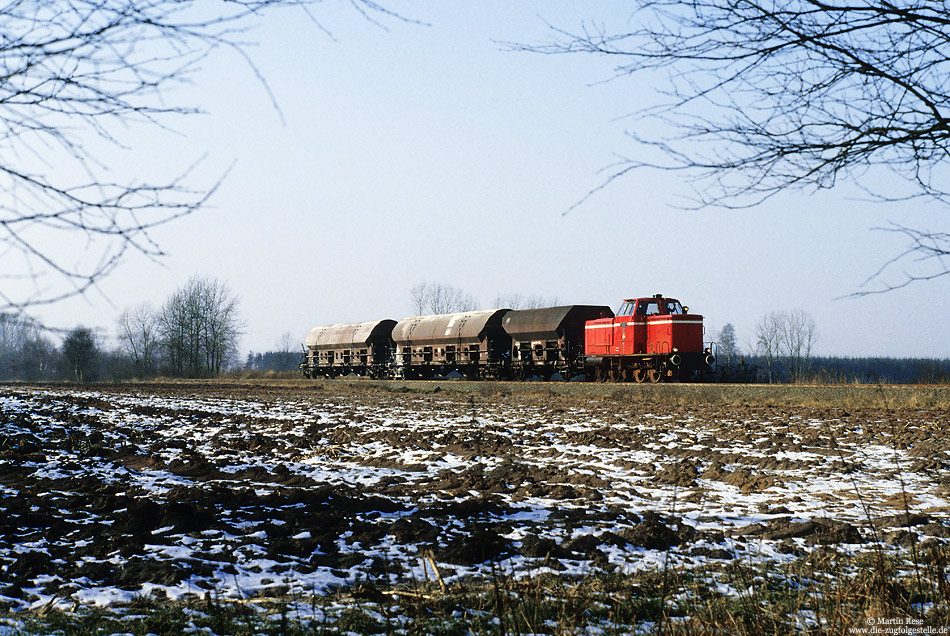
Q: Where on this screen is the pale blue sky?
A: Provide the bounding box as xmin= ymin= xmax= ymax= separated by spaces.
xmin=27 ymin=2 xmax=950 ymax=359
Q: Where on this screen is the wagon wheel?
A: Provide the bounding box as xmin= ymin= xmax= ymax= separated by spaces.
xmin=633 ymin=368 xmax=647 ymax=383
xmin=647 ymin=368 xmax=663 ymax=383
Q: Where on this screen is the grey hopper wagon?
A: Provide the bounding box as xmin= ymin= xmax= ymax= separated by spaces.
xmin=391 ymin=309 xmax=511 ymax=379
xmin=302 ymin=319 xmax=397 ymax=378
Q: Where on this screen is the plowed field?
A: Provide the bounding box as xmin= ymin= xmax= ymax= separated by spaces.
xmin=1 ymin=380 xmax=948 ymax=633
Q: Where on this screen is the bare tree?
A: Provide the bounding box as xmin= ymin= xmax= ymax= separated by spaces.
xmin=276 ymin=332 xmax=296 ymax=354
xmin=717 ymin=323 xmax=741 ymax=366
xmin=274 ymin=331 xmax=299 ymax=370
xmin=492 ymin=293 xmax=561 ymax=309
xmin=0 ymin=0 xmax=399 ymax=312
xmin=756 ymin=310 xmax=818 ymax=383
xmin=520 ymin=2 xmax=950 ymax=288
xmin=158 ymin=276 xmax=242 ymax=377
xmin=117 ymin=303 xmax=159 ymax=378
xmin=409 ymin=282 xmax=479 ymax=315
xmin=200 ymin=279 xmax=243 ymax=375
xmin=778 ymin=310 xmax=818 ymax=383
xmin=755 ymin=313 xmax=783 ymax=384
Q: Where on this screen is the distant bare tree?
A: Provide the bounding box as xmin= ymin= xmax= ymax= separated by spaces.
xmin=117 ymin=303 xmax=160 ymax=378
xmin=492 ymin=293 xmax=560 ymax=309
xmin=410 ymin=282 xmax=479 ymax=315
xmin=273 ymin=331 xmax=299 ymax=370
xmin=202 ymin=280 xmax=243 ymax=375
xmin=0 ymin=0 xmax=401 ymax=311
xmin=158 ymin=277 xmax=242 ymax=377
xmin=518 ymin=2 xmax=950 ymax=289
xmin=717 ymin=323 xmax=740 ymax=366
xmin=778 ymin=310 xmax=818 ymax=383
xmin=756 ymin=310 xmax=818 ymax=383
xmin=277 ymin=332 xmax=296 ymax=354
xmin=755 ymin=313 xmax=783 ymax=384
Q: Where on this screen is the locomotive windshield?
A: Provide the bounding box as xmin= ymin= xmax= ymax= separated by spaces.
xmin=620 ymin=298 xmax=685 ymax=316
xmin=636 ymin=301 xmax=661 ymax=316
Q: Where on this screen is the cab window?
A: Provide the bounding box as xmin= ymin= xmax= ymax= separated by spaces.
xmin=618 ymin=301 xmax=635 ymax=316
xmin=665 ymin=300 xmax=684 ymax=315
xmin=637 ymin=301 xmax=661 ymax=316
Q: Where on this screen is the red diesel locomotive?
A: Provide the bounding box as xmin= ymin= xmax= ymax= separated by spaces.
xmin=583 ymin=295 xmax=714 ymax=383
xmin=301 ymin=294 xmax=714 ymax=382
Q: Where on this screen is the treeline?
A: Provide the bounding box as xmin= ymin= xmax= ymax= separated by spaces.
xmin=0 ymin=314 xmax=59 ymax=381
xmin=122 ymin=277 xmax=242 ymax=379
xmin=717 ymin=315 xmax=950 ymax=384
xmin=0 ymin=317 xmax=135 ymax=383
xmin=732 ymin=356 xmax=950 ymax=384
xmin=0 ymin=277 xmax=243 ymax=383
xmin=244 ymin=350 xmax=300 ymax=373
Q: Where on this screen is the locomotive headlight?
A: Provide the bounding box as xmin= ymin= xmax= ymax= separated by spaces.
xmin=672 ymin=347 xmax=679 ymax=353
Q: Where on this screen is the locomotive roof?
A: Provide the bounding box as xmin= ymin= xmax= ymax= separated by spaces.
xmin=623 ymin=295 xmax=680 ymax=303
xmin=502 ymin=305 xmax=614 ymax=342
xmin=304 ymin=319 xmax=397 ymax=349
xmin=392 ymin=309 xmax=509 ymax=346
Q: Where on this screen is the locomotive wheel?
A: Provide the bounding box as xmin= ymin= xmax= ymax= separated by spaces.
xmin=596 ymin=367 xmax=608 ymax=383
xmin=647 ymin=368 xmax=663 ymax=383
xmin=633 ymin=368 xmax=647 ymax=383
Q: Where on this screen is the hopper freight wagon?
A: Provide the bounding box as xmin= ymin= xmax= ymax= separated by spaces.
xmin=502 ymin=305 xmax=613 ymax=380
xmin=301 ymin=295 xmax=714 ymax=382
xmin=391 ymin=309 xmax=511 ymax=379
xmin=302 ymin=319 xmax=397 ymax=379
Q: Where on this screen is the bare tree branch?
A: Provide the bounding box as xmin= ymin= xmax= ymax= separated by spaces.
xmin=514 ymin=1 xmax=950 ymax=288
xmin=849 ymin=222 xmax=950 ymax=294
xmin=0 ymin=0 xmax=403 ymax=312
